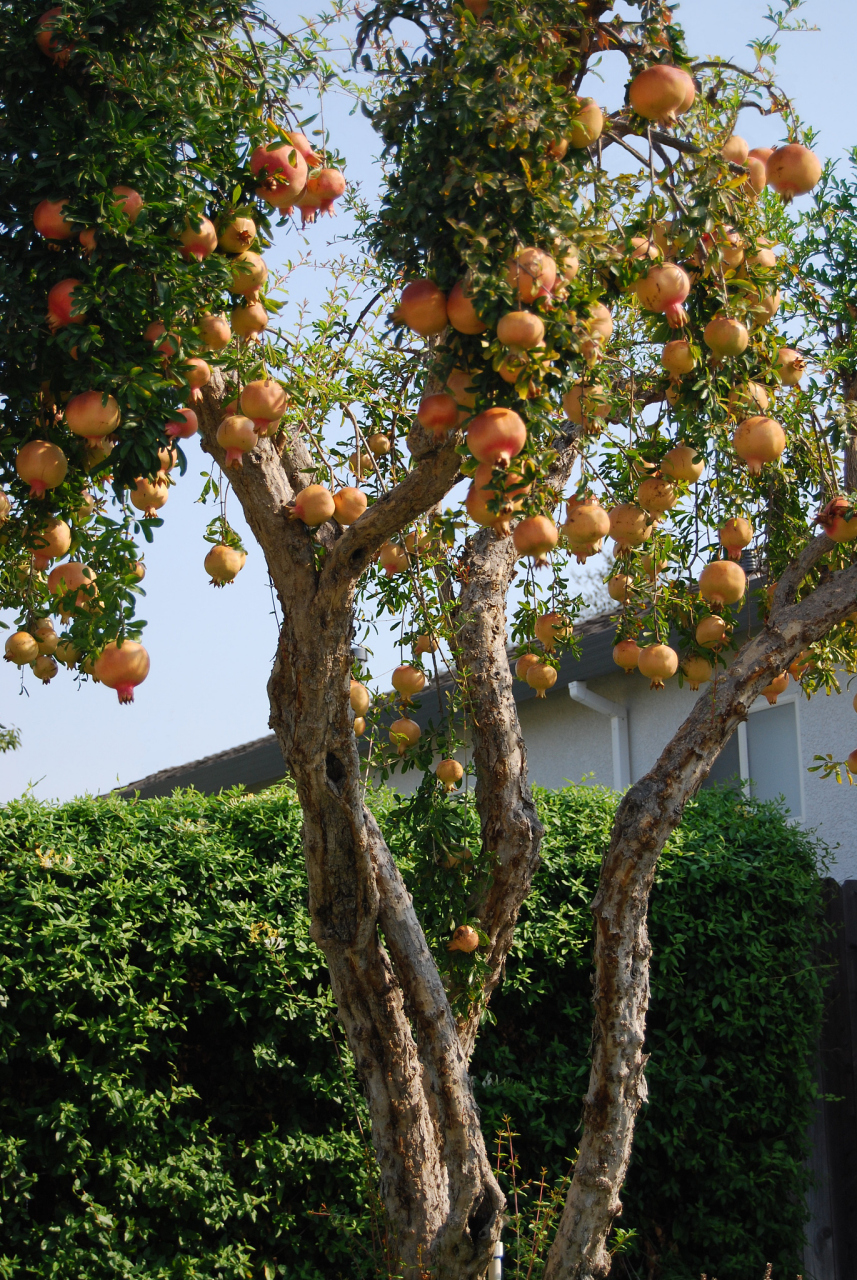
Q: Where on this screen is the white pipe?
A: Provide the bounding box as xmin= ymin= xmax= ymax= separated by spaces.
xmin=568 ymin=681 xmax=631 ymax=790
xmin=489 ymin=1240 xmax=504 ymax=1280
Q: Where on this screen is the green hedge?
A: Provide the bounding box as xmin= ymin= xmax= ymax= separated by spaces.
xmin=0 ymin=784 xmax=827 ymax=1279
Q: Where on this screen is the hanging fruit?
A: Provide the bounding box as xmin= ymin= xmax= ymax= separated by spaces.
xmin=165 ymin=408 xmax=198 ymax=439
xmin=216 ymin=415 xmax=258 ymax=468
xmin=436 ymin=759 xmax=464 ymax=791
xmin=608 ymin=504 xmax=652 ymax=550
xmin=47 ymin=278 xmax=85 ymax=331
xmin=392 ymin=664 xmax=426 ymax=704
xmin=27 ymin=518 xmax=71 ymax=569
xmin=817 ymin=497 xmax=857 ymax=543
xmin=389 ymin=717 xmax=421 ymax=756
xmin=526 ymin=662 xmax=558 ymax=697
xmin=65 ymin=391 xmax=121 ymax=442
xmin=629 ymin=65 xmax=695 ymax=124
xmin=204 ymin=545 xmax=247 ymax=585
xmin=513 ymin=516 xmax=558 ymax=566
xmin=733 ymin=416 xmax=786 ymax=474
xmin=506 ymin=247 xmax=556 ymax=302
xmin=394 ymin=280 xmax=448 ymax=335
xmin=766 ymin=144 xmax=822 ymax=198
xmin=698 ymin=560 xmax=746 ymax=608
xmin=448 ymin=925 xmax=480 ymax=953
xmin=130 ymin=475 xmax=169 ymax=517
xmin=534 ymin=612 xmax=573 ymax=652
xmin=703 ymin=316 xmax=749 ymax=357
xmin=635 ymin=264 xmax=691 ymax=327
xmin=333 ymin=487 xmax=367 ymax=526
xmin=719 ymin=517 xmax=753 ymax=560
xmin=447 ymin=279 xmax=487 ymax=334
xmin=661 ymin=443 xmax=704 ymax=483
xmin=34 ymin=198 xmax=73 ymax=240
xmin=761 ymin=672 xmax=790 ymax=705
xmin=16 ymin=441 xmax=68 ymax=497
xmin=350 ymin=680 xmax=371 ymax=717
xmin=613 ymin=639 xmax=641 ymax=673
xmin=681 ymin=655 xmax=712 ymax=691
xmin=515 ymin=652 xmax=540 ymax=681
xmin=4 ymin=632 xmax=39 ymax=665
xmin=638 ymin=643 xmax=679 ymax=690
xmin=93 ymin=641 xmax=150 ymax=703
xmin=467 ymin=407 xmax=527 ymax=465
xmin=696 ymin=616 xmax=729 ymax=649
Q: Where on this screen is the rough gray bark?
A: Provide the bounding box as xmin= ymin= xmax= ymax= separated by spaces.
xmin=197 ymin=382 xmax=503 ymax=1278
xmin=544 ymin=538 xmax=857 ymax=1280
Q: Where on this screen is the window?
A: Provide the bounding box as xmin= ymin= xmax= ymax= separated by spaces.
xmin=702 ymin=697 xmax=804 ymax=821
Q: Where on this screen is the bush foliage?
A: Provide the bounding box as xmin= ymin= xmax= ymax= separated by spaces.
xmin=0 ymin=784 xmax=826 ymax=1279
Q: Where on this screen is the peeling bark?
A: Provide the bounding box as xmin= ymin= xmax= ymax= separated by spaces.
xmin=544 ymin=544 xmax=857 ymax=1280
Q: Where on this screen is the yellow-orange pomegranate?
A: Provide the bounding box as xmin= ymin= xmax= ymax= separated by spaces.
xmin=766 ymin=144 xmax=822 ymax=198
xmin=506 ymin=247 xmax=556 ymax=302
xmin=436 ymin=759 xmax=464 ymax=791
xmin=761 ymin=671 xmax=790 ymax=705
xmin=661 ymin=443 xmax=704 ymax=483
xmin=389 ymin=717 xmax=421 ymax=756
xmin=16 ymin=441 xmax=68 ymax=497
xmin=216 ymin=415 xmax=258 ymax=468
xmin=704 ymin=316 xmax=749 ymax=357
xmin=534 ymin=612 xmax=572 ymax=651
xmin=526 ymin=662 xmax=558 ymax=698
xmin=292 ymin=485 xmax=335 ymax=527
xmin=719 ymin=516 xmax=753 ymax=560
xmin=682 ymin=655 xmax=712 ymax=690
xmin=696 ymin=615 xmax=729 ymax=649
xmin=629 ymin=65 xmax=695 ymax=124
xmin=733 ymin=415 xmax=786 ymax=474
xmin=395 ymin=280 xmax=448 ymax=335
xmin=613 ymin=639 xmax=641 ymax=673
xmin=513 ymin=515 xmax=558 ymax=565
xmin=447 ymin=279 xmax=486 ymax=334
xmin=333 ymin=487 xmax=367 ymax=526
xmin=608 ymin=504 xmax=652 ymax=549
xmin=392 ymin=664 xmax=426 ymax=704
xmin=4 ymin=632 xmax=39 ymax=666
xmin=699 ymin=560 xmax=746 ymax=608
xmin=467 ymin=407 xmax=527 ymax=465
xmin=204 ymin=545 xmax=246 ymax=585
xmin=638 ymin=642 xmax=679 ymax=689
xmin=93 ymin=641 xmax=150 ymax=704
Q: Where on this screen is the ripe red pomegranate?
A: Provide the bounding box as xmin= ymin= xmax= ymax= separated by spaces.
xmin=448 ymin=925 xmax=480 ymax=953
xmin=497 ymin=310 xmax=545 ymax=349
xmin=217 ymin=216 xmax=256 ymax=253
xmin=16 ymin=441 xmax=68 ymax=497
xmin=180 ymin=215 xmax=217 ymax=261
xmin=766 ymin=144 xmax=822 ymax=198
xmin=629 ymin=65 xmax=695 ymax=124
xmin=733 ymin=415 xmax=786 ymax=474
xmin=526 ymin=662 xmax=558 ymax=698
xmin=719 ymin=516 xmax=753 ymax=559
xmin=93 ymin=640 xmax=150 ymax=703
xmin=231 ymin=302 xmax=268 ymax=340
xmin=761 ymin=671 xmax=790 ymax=706
xmin=112 ymin=186 xmax=144 ymax=223
xmin=394 ymin=280 xmax=448 ymax=335
xmin=613 ymin=639 xmax=641 ymax=673
xmin=130 ymin=476 xmax=169 ymax=517
xmin=230 ymin=251 xmax=268 ymax=296
xmin=392 ymin=664 xmax=426 ymax=704
xmin=47 ymin=278 xmax=85 ymax=331
xmin=28 ymin=518 xmax=71 ymax=569
xmin=36 ymin=8 xmax=72 ymax=63
xmin=292 ymin=484 xmax=335 ymax=526
xmin=333 ymin=487 xmax=367 ymax=525
xmin=609 ymin=504 xmax=652 ymax=549
xmin=661 ymin=339 xmax=695 ymax=378
xmin=183 ymin=358 xmax=211 ymax=402
xmin=4 ymin=632 xmax=39 ymax=665
xmin=696 ymin=615 xmax=729 ymax=649
xmin=506 ymin=247 xmax=557 ymax=302
xmin=512 ymin=515 xmax=557 ymax=566
xmin=775 ymin=347 xmax=805 ymax=385
xmin=636 ymin=264 xmax=691 ymax=327
xmin=534 ymin=612 xmax=572 ymax=651
xmin=417 ymin=393 xmax=459 ymax=435
xmin=704 ymin=316 xmax=749 ymax=358
xmin=251 ymin=143 xmax=308 ymax=208
xmin=66 ymin=391 xmax=121 ymax=441
xmin=34 ymin=198 xmax=73 ymax=240
xmin=165 ymin=408 xmax=198 ymax=439
xmin=699 ymin=560 xmax=746 ymax=608
xmin=467 ymin=406 xmax=527 ymax=465
xmin=389 ymin=717 xmax=421 ymax=755
xmin=638 ymin=643 xmax=679 ymax=689
xmin=607 ymin=574 xmax=632 ymax=603
xmin=144 ymin=321 xmax=180 ymax=359
xmin=296 ymin=168 xmax=347 ymax=224
xmin=721 ymin=135 xmax=749 ymax=164
xmin=198 ymin=313 xmax=232 ymax=351
xmin=817 ymin=497 xmax=857 ymax=543
xmin=436 ymin=759 xmax=464 ymax=791
xmin=682 ymin=655 xmax=712 ymax=690
xmin=204 ymin=544 xmax=247 ymax=585
xmin=636 ymin=476 xmax=676 ymax=515
xmin=661 ymin=443 xmax=704 ymax=483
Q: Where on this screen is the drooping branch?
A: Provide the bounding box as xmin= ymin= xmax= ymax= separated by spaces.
xmin=544 ymin=553 xmax=857 ymax=1280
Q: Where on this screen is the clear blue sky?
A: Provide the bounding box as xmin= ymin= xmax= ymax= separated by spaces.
xmin=2 ymin=0 xmax=855 ymax=803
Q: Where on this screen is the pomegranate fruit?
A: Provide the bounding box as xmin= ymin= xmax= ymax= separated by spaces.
xmin=721 ymin=135 xmax=749 ymax=164
xmin=379 ymin=542 xmax=408 ymax=576
xmin=47 ymin=561 xmax=96 ymax=610
xmin=661 ymin=339 xmax=695 ymax=378
xmin=704 ymin=315 xmax=749 ymax=357
xmin=696 ymin=615 xmax=729 ymax=648
xmin=515 ymin=652 xmax=540 ymax=681
xmin=180 ymin=215 xmax=217 ymax=260
xmin=766 ymin=144 xmax=822 ymax=198
xmin=144 ymin=321 xmax=180 ymax=358
xmin=66 ymin=390 xmax=121 ymax=441
xmin=699 ymin=560 xmax=746 ymax=608
xmin=130 ymin=476 xmax=169 ymax=517
xmin=392 ymin=664 xmax=426 ymax=704
xmin=350 ymin=681 xmax=371 ymax=718
xmin=33 ymin=619 xmax=58 ymax=655
xmin=4 ymin=632 xmax=39 ymax=665
xmin=745 ymin=157 xmax=767 ymax=195
xmin=761 ymin=671 xmax=790 ymax=705
xmin=562 ymin=381 xmax=610 ymax=431
xmin=682 ymin=655 xmax=712 ymax=690
xmin=818 ymin=496 xmax=857 ymax=543
xmin=47 ymin=278 xmax=85 ymax=331
xmin=204 ymin=544 xmax=246 ymax=585
xmin=467 ymin=406 xmax=527 ymax=465
xmin=28 ymin=518 xmax=71 ymax=569
xmin=608 ymin=574 xmax=633 ymax=604
xmin=197 ymin=313 xmax=232 ymax=351
xmin=609 ymin=503 xmax=652 ymax=549
xmin=93 ymin=640 xmax=150 ymax=703
xmin=775 ymin=347 xmax=805 ymax=385
xmin=447 ymin=279 xmax=486 ymax=334
xmin=32 ymin=653 xmax=58 ymax=683
xmin=217 ymin=216 xmax=256 ymax=253
xmin=567 ymin=98 xmax=603 ymax=148
xmin=733 ymin=415 xmax=786 ymax=474
xmin=389 ymin=717 xmax=421 ymax=756
xmin=292 ymin=484 xmax=335 ymax=526
xmin=534 ymin=612 xmax=572 ymax=651
xmin=332 ymin=487 xmax=367 ymax=526
xmin=629 ymin=65 xmax=695 ymax=125
xmin=231 ymin=302 xmax=268 ymax=339
xmin=527 ymin=662 xmax=558 ymax=697
xmin=16 ymin=441 xmax=68 ymax=497
xmin=295 ymin=168 xmax=347 ymax=223
xmin=497 ymin=310 xmax=545 ymax=349
xmin=251 ymin=142 xmax=309 ymax=207
xmin=445 ymin=368 xmax=478 ymax=409
xmin=418 ymin=393 xmax=459 ymax=435
xmin=165 ymin=408 xmax=198 ymax=439
xmin=847 ymin=749 xmax=857 ymax=775
xmin=229 ymin=251 xmax=268 ymax=296
xmin=448 ymin=925 xmax=480 ymax=953
xmin=436 ymin=759 xmax=464 ymax=791
xmin=719 ymin=516 xmax=753 ymax=559
xmin=789 ymin=651 xmax=816 ymax=680
xmin=613 ymin=639 xmax=641 ymax=673
xmin=661 ymin=442 xmax=704 ymax=483
xmin=55 ymin=639 xmax=80 ymax=668
xmin=512 ymin=515 xmax=558 ymax=565
xmin=183 ymin=358 xmax=212 ymax=401
xmin=241 ymin=380 xmax=288 ymax=424
xmin=0 ymin=489 xmax=9 ymax=522
xmin=638 ymin=642 xmax=679 ymax=689
xmin=36 ymin=7 xmax=71 ymax=63
xmin=367 ymin=433 xmax=391 ymax=456
xmin=395 ymin=280 xmax=448 ymax=335
xmin=506 ymin=247 xmax=557 ymax=302
xmin=635 ymin=263 xmax=691 ymax=327
xmin=112 ymin=186 xmax=144 ymax=223
xmin=34 ymin=198 xmax=73 ymax=240
xmin=728 ymin=381 xmax=769 ymax=419
xmin=216 ymin=414 xmax=258 ymax=468
xmin=415 ymin=634 xmax=438 ymax=656
xmin=579 ymin=301 xmax=613 ymax=362
xmin=636 ymin=476 xmax=677 ymax=514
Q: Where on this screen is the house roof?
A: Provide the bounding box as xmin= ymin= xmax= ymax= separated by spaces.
xmin=116 ymin=580 xmax=763 ymax=799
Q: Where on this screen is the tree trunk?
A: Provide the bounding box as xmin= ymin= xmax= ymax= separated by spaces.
xmin=197 ymin=386 xmax=503 ymax=1278
xmin=544 ymin=542 xmax=857 ymax=1280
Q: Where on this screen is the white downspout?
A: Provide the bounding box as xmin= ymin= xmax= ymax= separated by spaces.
xmin=567 ymin=681 xmax=631 ymax=790
xmin=489 ymin=1240 xmax=504 ymax=1280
